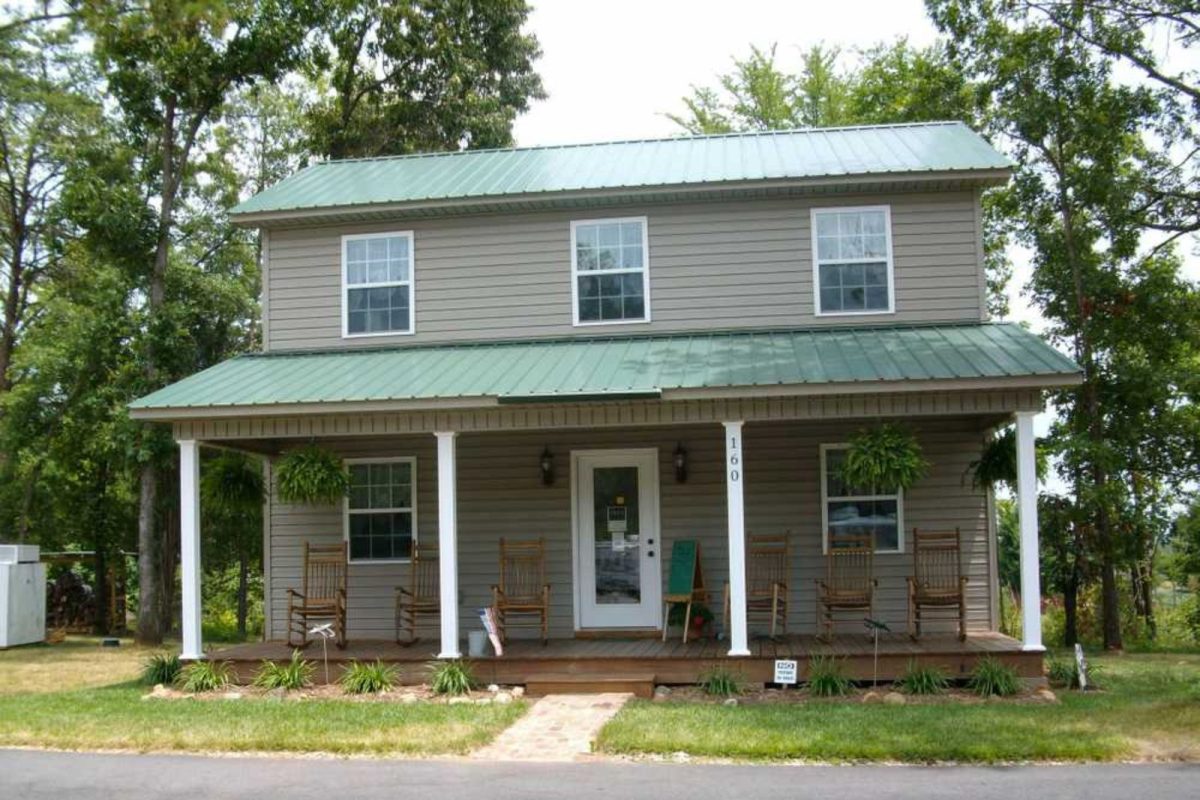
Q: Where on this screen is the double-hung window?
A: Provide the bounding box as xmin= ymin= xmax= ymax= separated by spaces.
xmin=812 ymin=206 xmax=894 ymax=315
xmin=820 ymin=445 xmax=903 ymax=553
xmin=571 ymin=217 xmax=649 ymax=325
xmin=343 ymin=231 xmax=414 ymax=336
xmin=346 ymin=458 xmax=416 ymax=562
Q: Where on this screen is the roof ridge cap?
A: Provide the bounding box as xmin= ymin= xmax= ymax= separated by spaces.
xmin=312 ymin=121 xmax=968 ymax=166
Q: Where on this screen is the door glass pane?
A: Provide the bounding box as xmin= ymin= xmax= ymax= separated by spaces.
xmin=592 ymin=466 xmax=641 ymax=605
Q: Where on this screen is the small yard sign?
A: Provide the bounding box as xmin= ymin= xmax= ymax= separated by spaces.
xmin=774 ymin=659 xmax=798 ymax=685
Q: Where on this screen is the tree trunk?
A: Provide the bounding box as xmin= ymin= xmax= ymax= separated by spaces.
xmin=135 ymin=462 xmax=161 ymax=644
xmin=92 ymin=548 xmax=109 ymax=636
xmin=1100 ymin=555 xmax=1122 ymax=650
xmin=1139 ymin=560 xmax=1156 ymax=639
xmin=158 ymin=464 xmax=180 ymax=639
xmin=1062 ymin=572 xmax=1079 ymax=646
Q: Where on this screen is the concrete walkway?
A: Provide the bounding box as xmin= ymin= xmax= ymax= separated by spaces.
xmin=473 ymin=693 xmax=632 ymax=761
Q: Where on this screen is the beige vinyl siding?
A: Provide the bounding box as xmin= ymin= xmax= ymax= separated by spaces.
xmin=263 ymin=191 xmax=987 ymax=351
xmin=265 ymin=417 xmax=993 ymax=640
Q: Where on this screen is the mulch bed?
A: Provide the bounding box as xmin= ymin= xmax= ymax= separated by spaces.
xmin=143 ymin=684 xmax=523 ymax=704
xmin=656 ymin=684 xmax=1065 ymax=705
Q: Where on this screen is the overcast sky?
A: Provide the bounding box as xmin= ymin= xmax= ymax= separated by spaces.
xmin=513 ymin=0 xmax=939 ymax=146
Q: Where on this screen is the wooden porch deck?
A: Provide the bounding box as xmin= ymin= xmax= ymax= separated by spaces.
xmin=213 ymin=631 xmax=1039 ymax=686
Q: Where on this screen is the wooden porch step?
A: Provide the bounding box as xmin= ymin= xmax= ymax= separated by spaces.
xmin=524 ymin=671 xmax=656 ymax=699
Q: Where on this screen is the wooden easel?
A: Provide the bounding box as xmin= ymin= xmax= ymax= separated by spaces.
xmin=662 ymin=540 xmax=709 ymax=643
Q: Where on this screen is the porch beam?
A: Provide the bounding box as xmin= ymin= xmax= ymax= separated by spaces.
xmin=435 ymin=431 xmax=461 ymax=658
xmin=723 ymin=421 xmax=750 ymax=656
xmin=1014 ymin=411 xmax=1044 ymax=652
xmin=179 ymin=439 xmax=203 ymax=660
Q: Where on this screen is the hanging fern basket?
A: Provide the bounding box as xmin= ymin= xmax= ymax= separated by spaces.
xmin=275 ymin=444 xmax=350 ymax=505
xmin=840 ymin=423 xmax=930 ymax=493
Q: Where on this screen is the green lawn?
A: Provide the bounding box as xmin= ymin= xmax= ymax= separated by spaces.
xmin=0 ymin=638 xmax=524 ymax=756
xmin=597 ymin=653 xmax=1200 ymax=763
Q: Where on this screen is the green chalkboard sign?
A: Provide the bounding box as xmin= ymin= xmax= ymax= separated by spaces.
xmin=667 ymin=539 xmax=701 ymax=599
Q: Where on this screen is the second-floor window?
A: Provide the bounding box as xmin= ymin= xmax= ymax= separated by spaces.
xmin=571 ymin=217 xmax=650 ymax=325
xmin=812 ymin=206 xmax=894 ymax=316
xmin=343 ymin=231 xmax=414 ymax=336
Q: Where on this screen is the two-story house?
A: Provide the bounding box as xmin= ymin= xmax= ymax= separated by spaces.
xmin=131 ymin=122 xmax=1079 ymax=689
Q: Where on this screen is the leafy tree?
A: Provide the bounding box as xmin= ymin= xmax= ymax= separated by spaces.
xmin=81 ymin=0 xmax=317 ymax=644
xmin=1016 ymin=0 xmax=1200 ymax=240
xmin=929 ymin=0 xmax=1200 ymax=649
xmin=0 ymin=15 xmax=96 ymax=391
xmin=305 ymin=0 xmax=545 ymax=159
xmin=669 ymin=44 xmax=850 ymax=133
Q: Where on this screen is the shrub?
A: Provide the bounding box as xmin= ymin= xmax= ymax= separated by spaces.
xmin=177 ymin=660 xmax=234 ymax=693
xmin=429 ymin=659 xmax=475 ymax=696
xmin=699 ymin=666 xmax=742 ymax=697
xmin=140 ymin=653 xmax=182 ymax=686
xmin=252 ymin=650 xmax=314 ymax=691
xmin=341 ymin=659 xmax=399 ymax=694
xmin=968 ymin=657 xmax=1021 ymax=697
xmin=807 ymin=656 xmax=851 ymax=697
xmin=1046 ymin=656 xmax=1078 ymax=689
xmin=897 ymin=661 xmax=949 ymax=695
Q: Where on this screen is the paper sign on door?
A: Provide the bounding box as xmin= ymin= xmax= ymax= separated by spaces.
xmin=607 ymin=506 xmax=628 ymax=550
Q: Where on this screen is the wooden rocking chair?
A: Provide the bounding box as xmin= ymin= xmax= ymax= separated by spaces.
xmin=908 ymin=527 xmax=969 ymax=641
xmin=722 ymin=533 xmax=790 ymax=638
xmin=491 ymin=537 xmax=550 ymax=644
xmin=395 ymin=542 xmax=439 ymax=645
xmin=287 ymin=542 xmax=347 ymax=648
xmin=814 ymin=534 xmax=876 ymax=642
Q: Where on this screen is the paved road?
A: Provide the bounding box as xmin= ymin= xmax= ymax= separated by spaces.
xmin=1 ymin=749 xmax=1196 ymax=799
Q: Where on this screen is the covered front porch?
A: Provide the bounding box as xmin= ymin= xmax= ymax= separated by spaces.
xmin=169 ymin=404 xmax=1049 ymax=677
xmin=125 ymin=323 xmax=1080 ymax=682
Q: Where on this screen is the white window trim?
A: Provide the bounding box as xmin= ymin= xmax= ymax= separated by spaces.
xmin=810 ymin=205 xmax=896 ymax=317
xmin=341 ymin=230 xmax=416 ymax=339
xmin=570 ymin=216 xmax=652 ymax=327
xmin=819 ymin=443 xmax=904 ymax=555
xmin=344 ymin=456 xmax=417 ymax=565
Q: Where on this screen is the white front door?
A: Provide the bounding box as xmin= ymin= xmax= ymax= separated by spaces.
xmin=573 ymin=449 xmax=662 ymax=629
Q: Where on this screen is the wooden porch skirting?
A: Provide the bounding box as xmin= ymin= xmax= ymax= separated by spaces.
xmin=212 ymin=632 xmax=1040 ymax=685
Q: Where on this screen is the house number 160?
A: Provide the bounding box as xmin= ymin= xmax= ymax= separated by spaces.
xmin=728 ymin=435 xmax=741 ymax=482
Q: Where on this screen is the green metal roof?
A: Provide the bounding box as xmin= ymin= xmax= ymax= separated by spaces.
xmin=231 ymin=122 xmax=1011 ymax=219
xmin=130 ymin=323 xmax=1079 ymax=417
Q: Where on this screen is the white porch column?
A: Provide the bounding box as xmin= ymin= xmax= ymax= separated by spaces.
xmin=179 ymin=439 xmax=203 ymax=660
xmin=435 ymin=431 xmax=461 ymax=658
xmin=723 ymin=421 xmax=750 ymax=656
xmin=1015 ymin=411 xmax=1044 ymax=652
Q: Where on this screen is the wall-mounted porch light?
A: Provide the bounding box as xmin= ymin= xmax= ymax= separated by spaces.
xmin=540 ymin=447 xmax=555 ymax=486
xmin=673 ymin=442 xmax=688 ymax=483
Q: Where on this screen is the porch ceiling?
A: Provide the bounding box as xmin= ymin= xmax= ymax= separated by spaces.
xmin=129 ymin=322 xmax=1080 ymax=421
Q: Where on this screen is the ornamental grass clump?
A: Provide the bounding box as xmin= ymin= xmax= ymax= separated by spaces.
xmin=341 ymin=660 xmax=399 ymax=694
xmin=807 ymin=656 xmax=852 ymax=697
xmin=275 ymin=444 xmax=349 ymax=505
xmin=140 ymin=653 xmax=182 ymax=686
xmin=699 ymin=666 xmax=742 ymax=697
xmin=969 ymin=657 xmax=1021 ymax=697
xmin=177 ymin=660 xmax=234 ymax=693
xmin=840 ymin=423 xmax=930 ymax=492
xmin=429 ymin=659 xmax=475 ymax=696
xmin=897 ymin=661 xmax=949 ymax=695
xmin=252 ymin=650 xmax=314 ymax=691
